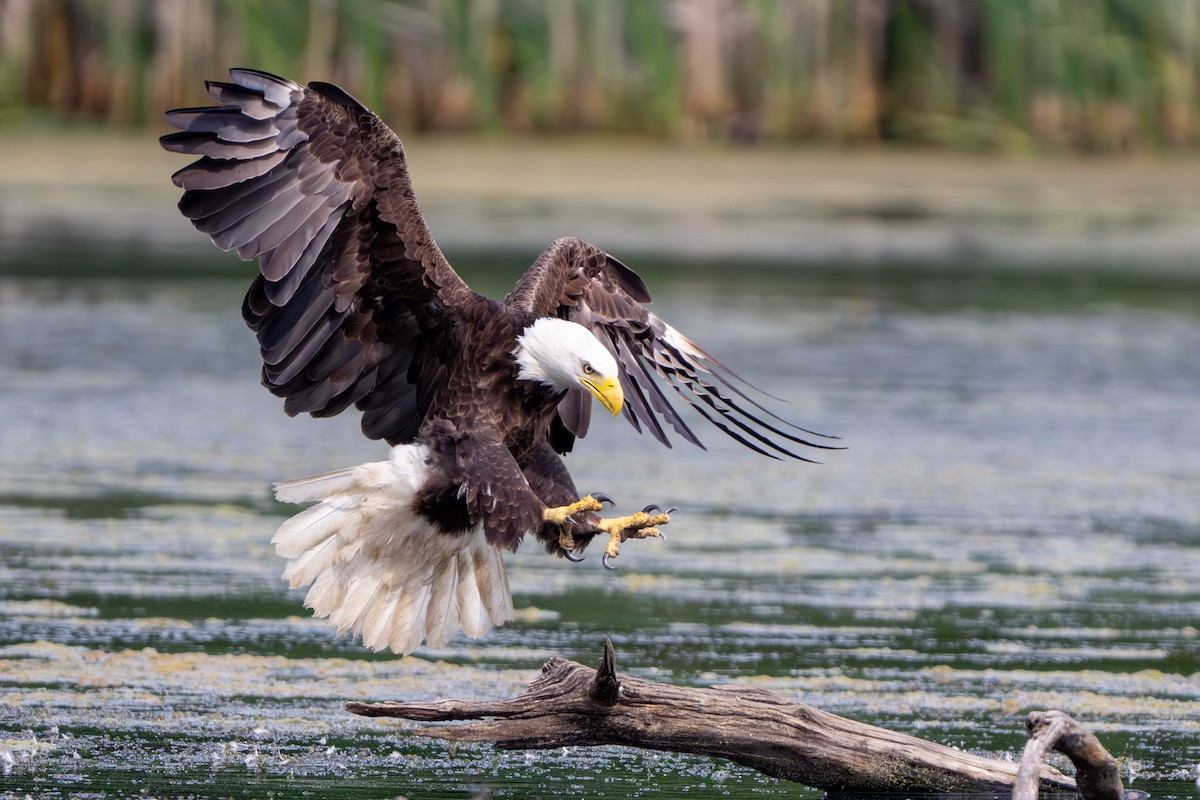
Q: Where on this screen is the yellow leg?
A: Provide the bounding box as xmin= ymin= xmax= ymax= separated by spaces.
xmin=598 ymin=510 xmax=671 ymax=569
xmin=543 ymin=495 xmax=605 ymax=553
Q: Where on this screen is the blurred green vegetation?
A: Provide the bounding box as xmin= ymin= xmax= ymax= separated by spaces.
xmin=3 ymin=0 xmax=1200 ymax=152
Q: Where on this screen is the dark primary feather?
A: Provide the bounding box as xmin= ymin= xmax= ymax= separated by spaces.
xmin=507 ymin=237 xmax=841 ymax=461
xmin=163 ymin=68 xmax=477 ymax=445
xmin=163 ymin=69 xmax=836 ymax=476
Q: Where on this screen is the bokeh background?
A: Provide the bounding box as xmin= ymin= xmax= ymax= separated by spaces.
xmin=2 ymin=2 xmax=1199 ymax=799
xmin=10 ymin=0 xmax=1200 ymax=150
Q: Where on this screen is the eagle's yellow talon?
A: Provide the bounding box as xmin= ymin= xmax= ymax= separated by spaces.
xmin=597 ymin=510 xmax=671 ymax=569
xmin=543 ymin=495 xmax=604 ymax=527
xmin=604 ymin=532 xmax=622 ymax=559
xmin=545 ymin=495 xmax=607 ymax=559
xmin=559 ymin=528 xmax=577 ymax=553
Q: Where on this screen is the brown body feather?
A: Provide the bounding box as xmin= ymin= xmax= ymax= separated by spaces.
xmin=162 ymin=70 xmax=838 ymax=651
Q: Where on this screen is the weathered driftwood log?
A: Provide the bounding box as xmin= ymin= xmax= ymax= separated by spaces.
xmin=1014 ymin=711 xmax=1125 ymax=800
xmin=349 ymin=639 xmax=1082 ymax=795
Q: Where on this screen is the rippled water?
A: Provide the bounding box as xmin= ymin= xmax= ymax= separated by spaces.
xmin=1 ymin=249 xmax=1198 ymax=799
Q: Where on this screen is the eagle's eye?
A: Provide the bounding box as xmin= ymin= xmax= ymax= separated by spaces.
xmin=582 ymin=362 xmax=595 ymax=375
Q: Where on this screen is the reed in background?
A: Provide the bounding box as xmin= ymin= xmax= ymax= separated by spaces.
xmin=1 ymin=0 xmax=1197 ymax=152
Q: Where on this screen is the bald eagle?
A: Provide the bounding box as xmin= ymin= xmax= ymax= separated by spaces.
xmin=162 ymin=69 xmax=836 ymax=655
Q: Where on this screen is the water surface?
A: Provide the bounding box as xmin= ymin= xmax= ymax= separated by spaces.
xmin=1 ymin=249 xmax=1198 ymax=798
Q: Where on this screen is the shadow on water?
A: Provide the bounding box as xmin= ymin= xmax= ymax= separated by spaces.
xmin=2 ymin=242 xmax=1199 ymax=798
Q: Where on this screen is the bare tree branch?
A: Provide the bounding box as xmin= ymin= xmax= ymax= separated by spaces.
xmin=349 ymin=639 xmax=1079 ymax=794
xmin=1014 ymin=711 xmax=1125 ymax=800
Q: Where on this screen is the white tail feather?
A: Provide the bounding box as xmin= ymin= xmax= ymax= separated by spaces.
xmin=273 ymin=467 xmax=362 ymax=503
xmin=421 ymin=558 xmax=458 ymax=646
xmin=270 ymin=445 xmax=515 ymax=655
xmin=274 ymin=496 xmax=362 ymax=559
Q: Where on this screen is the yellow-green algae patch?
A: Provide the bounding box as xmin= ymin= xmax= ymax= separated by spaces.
xmin=0 ymin=600 xmax=98 ymax=618
xmin=0 ymin=641 xmax=529 ymax=706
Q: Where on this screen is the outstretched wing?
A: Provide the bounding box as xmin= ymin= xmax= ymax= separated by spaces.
xmin=506 ymin=238 xmax=840 ymax=461
xmin=162 ymin=69 xmax=479 ymax=444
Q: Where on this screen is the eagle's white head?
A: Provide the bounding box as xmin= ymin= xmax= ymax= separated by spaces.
xmin=513 ymin=318 xmax=624 ymax=416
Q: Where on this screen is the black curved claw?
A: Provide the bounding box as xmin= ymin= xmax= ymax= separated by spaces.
xmin=602 ymin=552 xmax=618 ymax=571
xmin=562 ymin=548 xmax=585 ymax=563
xmin=665 ymin=507 xmax=680 ymax=515
xmin=641 ymin=504 xmax=662 ymax=515
xmin=592 ymin=492 xmax=616 ymax=508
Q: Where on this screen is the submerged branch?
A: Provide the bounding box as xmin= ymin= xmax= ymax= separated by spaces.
xmin=348 ymin=639 xmax=1094 ymax=795
xmin=1014 ymin=711 xmax=1125 ymax=800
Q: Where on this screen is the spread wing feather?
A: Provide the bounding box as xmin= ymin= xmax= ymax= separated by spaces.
xmin=163 ymin=68 xmax=479 ymax=445
xmin=507 ymin=238 xmax=840 ymax=461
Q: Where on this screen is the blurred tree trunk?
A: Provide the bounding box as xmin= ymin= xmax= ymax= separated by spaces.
xmin=847 ymin=0 xmax=887 ymax=141
xmin=150 ymin=0 xmax=217 ymax=115
xmin=0 ymin=0 xmax=1198 ymax=151
xmin=0 ymin=0 xmax=36 ymax=108
xmin=673 ymin=0 xmax=735 ymax=140
xmin=305 ymin=0 xmax=337 ymax=81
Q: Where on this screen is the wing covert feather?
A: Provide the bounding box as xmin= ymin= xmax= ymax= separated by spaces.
xmin=507 ymin=237 xmax=840 ymax=460
xmin=163 ymin=69 xmax=476 ymax=444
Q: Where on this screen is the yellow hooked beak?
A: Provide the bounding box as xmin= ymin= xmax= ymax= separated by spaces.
xmin=582 ymin=375 xmax=624 ymax=417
